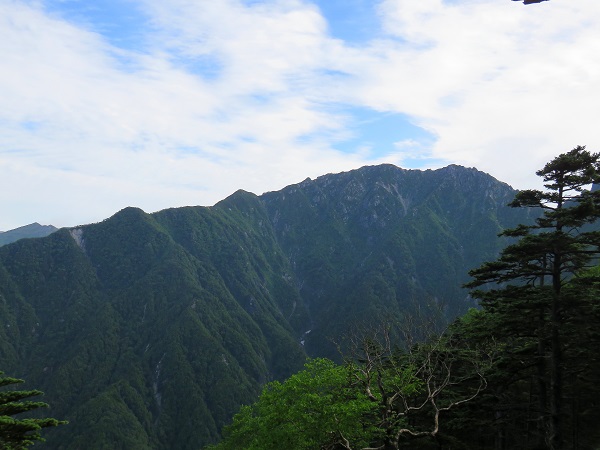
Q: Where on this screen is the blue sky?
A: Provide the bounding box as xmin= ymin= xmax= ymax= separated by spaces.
xmin=2 ymin=0 xmax=600 ymax=229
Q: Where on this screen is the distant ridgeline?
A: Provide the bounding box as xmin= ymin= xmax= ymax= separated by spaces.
xmin=0 ymin=164 xmax=535 ymax=449
xmin=0 ymin=223 xmax=57 ymax=246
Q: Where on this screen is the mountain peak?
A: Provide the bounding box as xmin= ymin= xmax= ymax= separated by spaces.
xmin=0 ymin=222 xmax=58 ymax=246
xmin=0 ymin=162 xmax=533 ymax=448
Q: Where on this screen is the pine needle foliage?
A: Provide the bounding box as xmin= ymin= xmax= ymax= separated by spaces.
xmin=0 ymin=372 xmax=66 ymax=449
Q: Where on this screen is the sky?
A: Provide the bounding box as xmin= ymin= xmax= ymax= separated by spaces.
xmin=1 ymin=0 xmax=600 ymax=230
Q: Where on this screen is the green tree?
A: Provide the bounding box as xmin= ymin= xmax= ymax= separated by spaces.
xmin=0 ymin=372 xmax=66 ymax=449
xmin=344 ymin=325 xmax=490 ymax=450
xmin=210 ymin=326 xmax=491 ymax=450
xmin=466 ymin=146 xmax=600 ymax=449
xmin=208 ymin=358 xmax=378 ymax=450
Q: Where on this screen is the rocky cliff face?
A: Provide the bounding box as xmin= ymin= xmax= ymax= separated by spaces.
xmin=260 ymin=164 xmax=530 ymax=356
xmin=0 ymin=164 xmax=533 ymax=449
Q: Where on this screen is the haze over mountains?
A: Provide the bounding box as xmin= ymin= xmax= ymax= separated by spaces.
xmin=0 ymin=164 xmax=535 ymax=449
xmin=0 ymin=223 xmax=57 ymax=247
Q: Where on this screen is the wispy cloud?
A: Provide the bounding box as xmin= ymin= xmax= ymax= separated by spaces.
xmin=364 ymin=0 xmax=600 ymax=185
xmin=1 ymin=0 xmax=599 ymax=229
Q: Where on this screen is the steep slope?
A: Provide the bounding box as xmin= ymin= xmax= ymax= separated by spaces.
xmin=260 ymin=164 xmax=530 ymax=356
xmin=0 ymin=196 xmax=307 ymax=449
xmin=0 ymin=164 xmax=533 ymax=448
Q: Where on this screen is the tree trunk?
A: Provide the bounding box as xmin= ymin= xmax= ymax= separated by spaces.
xmin=549 ymin=247 xmax=563 ymax=450
xmin=536 ymin=309 xmax=549 ymax=449
xmin=549 ymin=295 xmax=563 ymax=450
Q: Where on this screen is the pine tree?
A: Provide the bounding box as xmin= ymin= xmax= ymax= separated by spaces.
xmin=0 ymin=372 xmax=66 ymax=449
xmin=466 ymin=146 xmax=600 ymax=449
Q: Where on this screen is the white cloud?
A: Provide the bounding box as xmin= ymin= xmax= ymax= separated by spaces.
xmin=353 ymin=0 xmax=600 ymax=187
xmin=1 ymin=0 xmax=599 ymax=229
xmin=0 ymin=0 xmax=366 ymax=229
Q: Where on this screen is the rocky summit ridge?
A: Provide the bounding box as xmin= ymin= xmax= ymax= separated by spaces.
xmin=0 ymin=163 xmax=533 ymax=449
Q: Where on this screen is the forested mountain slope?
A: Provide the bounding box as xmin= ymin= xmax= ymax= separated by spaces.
xmin=0 ymin=223 xmax=57 ymax=246
xmin=261 ymin=164 xmax=530 ymax=356
xmin=0 ymin=164 xmax=533 ymax=448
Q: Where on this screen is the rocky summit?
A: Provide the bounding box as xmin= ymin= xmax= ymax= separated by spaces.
xmin=0 ymin=164 xmax=533 ymax=449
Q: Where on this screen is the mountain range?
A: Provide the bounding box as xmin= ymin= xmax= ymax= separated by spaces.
xmin=0 ymin=223 xmax=57 ymax=247
xmin=0 ymin=164 xmax=534 ymax=449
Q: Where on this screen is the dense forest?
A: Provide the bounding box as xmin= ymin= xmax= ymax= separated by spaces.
xmin=1 ymin=149 xmax=599 ymax=449
xmin=209 ymin=147 xmax=600 ymax=450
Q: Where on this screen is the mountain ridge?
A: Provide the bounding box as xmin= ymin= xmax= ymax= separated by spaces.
xmin=259 ymin=163 xmax=527 ymax=356
xmin=0 ymin=163 xmax=533 ymax=448
xmin=0 ymin=222 xmax=58 ymax=246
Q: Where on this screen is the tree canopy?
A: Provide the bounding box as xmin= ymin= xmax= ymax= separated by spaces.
xmin=0 ymin=372 xmax=66 ymax=449
xmin=466 ymin=145 xmax=600 ymax=449
xmin=210 ymin=146 xmax=600 ymax=450
xmin=208 ymin=358 xmax=377 ymax=450
xmin=209 ymin=324 xmax=491 ymax=450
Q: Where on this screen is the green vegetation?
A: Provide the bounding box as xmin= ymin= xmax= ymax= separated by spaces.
xmin=208 ymin=358 xmax=377 ymax=450
xmin=211 ymin=325 xmax=492 ymax=450
xmin=2 ymin=159 xmax=594 ymax=448
xmin=260 ymin=164 xmax=524 ymax=357
xmin=0 ymin=372 xmax=65 ymax=448
xmin=462 ymin=146 xmax=600 ymax=449
xmin=0 ymin=201 xmax=308 ymax=448
xmin=210 ymin=148 xmax=600 ymax=449
xmin=0 ymin=224 xmax=57 ymax=247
